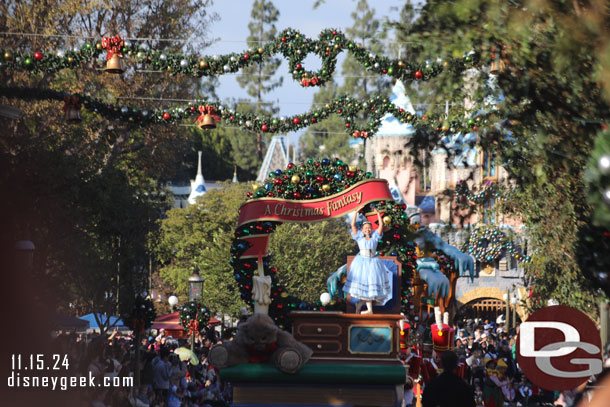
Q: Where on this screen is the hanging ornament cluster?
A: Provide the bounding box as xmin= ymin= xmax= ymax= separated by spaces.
xmin=121 ymin=295 xmax=157 ymax=334
xmin=249 ymin=158 xmax=371 ymax=200
xmin=454 ymin=181 xmax=501 ymax=208
xmin=179 ymin=300 xmax=210 ymax=335
xmin=0 ymin=29 xmax=480 ymax=86
xmin=0 ymin=86 xmax=491 ymax=138
xmin=462 ymin=225 xmax=530 ymax=264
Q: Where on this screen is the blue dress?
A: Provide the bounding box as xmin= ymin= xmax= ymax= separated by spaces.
xmin=343 ymin=230 xmax=392 ymax=305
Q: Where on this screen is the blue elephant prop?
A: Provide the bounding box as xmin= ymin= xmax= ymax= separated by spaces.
xmin=417 ymin=257 xmax=450 ymax=299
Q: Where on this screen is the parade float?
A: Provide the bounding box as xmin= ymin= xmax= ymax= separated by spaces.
xmin=210 ymin=159 xmax=474 ymax=407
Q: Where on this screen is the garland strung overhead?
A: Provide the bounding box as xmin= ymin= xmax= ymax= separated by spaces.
xmin=0 ymin=86 xmax=492 ymax=139
xmin=455 ymin=181 xmax=501 ymax=208
xmin=0 ymin=29 xmax=480 ymax=87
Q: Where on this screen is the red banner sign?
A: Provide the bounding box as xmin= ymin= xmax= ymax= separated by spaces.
xmin=237 ymin=179 xmax=392 ymax=226
xmin=237 ymin=179 xmax=393 ymax=258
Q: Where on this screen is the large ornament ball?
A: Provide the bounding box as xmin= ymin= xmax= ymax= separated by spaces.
xmin=321 ymin=158 xmax=330 ymax=166
xmin=199 ymin=60 xmax=209 ymax=69
xmin=162 ymin=112 xmax=170 ymax=120
xmin=322 ymin=184 xmax=331 ymax=192
xmin=348 ymin=165 xmax=357 ymax=172
xmin=291 ymin=175 xmax=300 ymax=184
xmin=383 ymin=216 xmax=392 ymax=225
xmin=160 ymin=54 xmax=167 ymax=61
xmin=414 ymin=70 xmax=423 ymax=79
xmin=320 ymin=292 xmax=331 ymax=306
xmin=252 ymin=184 xmax=260 ymax=191
xmin=333 ymin=173 xmax=342 ymax=181
xmin=598 ymin=155 xmax=610 ymax=175
xmin=34 ymin=51 xmax=43 ymax=61
xmin=180 ymin=59 xmax=188 ymax=68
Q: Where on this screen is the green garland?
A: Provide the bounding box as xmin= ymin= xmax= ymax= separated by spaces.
xmin=231 ymin=159 xmax=420 ymax=328
xmin=0 ymin=86 xmax=492 ymax=139
xmin=179 ymin=300 xmax=210 ymax=334
xmin=122 ymin=295 xmax=157 ymax=333
xmin=455 ymin=181 xmax=500 ymax=208
xmin=0 ymin=28 xmax=479 ymax=88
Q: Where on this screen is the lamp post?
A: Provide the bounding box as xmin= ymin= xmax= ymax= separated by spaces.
xmin=503 ymin=292 xmax=510 ymax=332
xmin=511 ymin=295 xmax=518 ymax=329
xmin=188 ymin=267 xmax=204 ymax=351
xmin=168 ymin=295 xmax=178 ymax=311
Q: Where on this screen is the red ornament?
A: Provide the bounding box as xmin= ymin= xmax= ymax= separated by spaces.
xmin=293 ymin=192 xmax=301 ymax=199
xmin=287 ymin=163 xmax=295 ymax=169
xmin=162 ymin=112 xmax=171 ymax=120
xmin=296 ymin=63 xmax=302 ymax=70
xmin=261 ymin=124 xmax=269 ymax=132
xmin=293 ymin=117 xmax=301 ymax=125
xmin=34 ymin=51 xmax=43 ymax=61
xmin=316 ymin=176 xmax=324 ymax=183
xmin=243 ymin=53 xmax=250 ymax=60
xmin=190 ymin=106 xmax=196 ymax=111
xmin=345 ymin=123 xmax=350 ymax=128
xmin=472 ymin=126 xmax=479 ymax=131
xmin=281 ymin=37 xmax=287 ymax=42
xmin=415 ymin=70 xmax=423 ymax=79
xmin=301 ymin=78 xmax=310 ymax=87
xmin=353 ymin=131 xmax=360 ymax=138
xmin=311 ymin=117 xmax=316 ymax=123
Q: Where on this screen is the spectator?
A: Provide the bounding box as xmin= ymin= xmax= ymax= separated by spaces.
xmin=153 ymin=347 xmax=172 ymax=403
xmin=422 ymin=350 xmax=475 ymax=407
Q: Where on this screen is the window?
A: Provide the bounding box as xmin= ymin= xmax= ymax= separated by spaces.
xmin=418 ymin=164 xmax=431 ymax=191
xmin=482 ymin=198 xmax=496 ymax=225
xmin=483 ymin=150 xmax=497 ymax=179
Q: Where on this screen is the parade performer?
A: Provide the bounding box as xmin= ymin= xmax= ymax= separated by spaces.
xmin=343 ymin=208 xmax=392 ymax=314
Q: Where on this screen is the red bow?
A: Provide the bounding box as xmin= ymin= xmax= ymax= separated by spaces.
xmin=245 ymin=342 xmax=278 ymax=363
xmin=196 ymin=105 xmax=221 ymax=124
xmin=62 ymin=95 xmax=81 ymax=111
xmin=187 ymin=319 xmax=199 ymax=336
xmin=101 ymin=35 xmax=125 ymax=60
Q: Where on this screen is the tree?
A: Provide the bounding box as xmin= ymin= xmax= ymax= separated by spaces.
xmin=389 ymin=0 xmax=610 ymax=313
xmin=0 ymin=0 xmax=218 ymax=329
xmin=236 ymin=0 xmax=283 ymax=160
xmin=269 ymin=219 xmax=357 ymax=303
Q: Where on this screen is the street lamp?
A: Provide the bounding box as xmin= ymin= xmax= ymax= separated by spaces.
xmin=168 ymin=295 xmax=178 ymax=311
xmin=188 ymin=267 xmax=204 ymax=301
xmin=510 ymin=295 xmax=519 ymax=328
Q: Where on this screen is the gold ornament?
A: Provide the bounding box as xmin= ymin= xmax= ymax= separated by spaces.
xmin=397 ymin=60 xmax=406 ymax=68
xmin=291 ymin=175 xmax=300 ymax=184
xmin=199 ymin=60 xmax=209 ymax=69
xmin=104 ymin=54 xmax=125 ymax=74
xmin=348 ymin=165 xmax=357 ymax=172
xmin=67 ymin=57 xmax=74 ymax=63
xmin=281 ymin=292 xmax=289 ymax=298
xmin=258 ymin=47 xmax=264 ymax=54
xmin=322 ymin=184 xmax=331 ymax=192
xmin=383 ymin=216 xmax=392 ymax=225
xmin=96 ymin=43 xmax=102 ymax=50
xmin=4 ymin=52 xmax=12 ymax=60
xmin=443 ymin=61 xmax=449 ymax=68
xmin=252 ymin=184 xmax=260 ymax=191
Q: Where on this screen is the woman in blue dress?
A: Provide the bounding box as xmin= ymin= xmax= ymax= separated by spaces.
xmin=343 ymin=208 xmax=392 ymax=314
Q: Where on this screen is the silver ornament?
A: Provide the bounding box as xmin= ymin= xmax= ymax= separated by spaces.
xmin=142 ymin=110 xmax=149 ymax=117
xmin=57 ymin=50 xmax=65 ymax=58
xmin=374 ymin=62 xmax=380 ymax=69
xmin=246 ymin=120 xmax=252 ymax=127
xmin=213 ymin=55 xmax=220 ymax=61
xmin=124 ymin=40 xmax=132 ymax=48
xmin=180 ymin=59 xmax=188 ymax=68
xmin=121 ymin=107 xmax=129 ymax=114
xmin=598 ymin=155 xmax=610 ymax=175
xmin=230 ymin=56 xmax=237 ymax=62
xmin=223 ymin=64 xmax=231 ymax=72
xmin=136 ymin=51 xmax=144 ymax=59
xmin=160 ymin=54 xmax=167 ymax=61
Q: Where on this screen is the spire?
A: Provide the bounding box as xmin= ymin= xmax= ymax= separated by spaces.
xmin=232 ymin=166 xmax=238 ymax=183
xmin=188 ymin=151 xmax=207 ymax=205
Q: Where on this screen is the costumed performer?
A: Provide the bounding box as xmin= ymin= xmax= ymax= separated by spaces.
xmin=343 ymin=208 xmax=392 ymax=314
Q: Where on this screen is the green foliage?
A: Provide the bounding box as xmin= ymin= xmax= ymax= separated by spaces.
xmin=584 ymin=130 xmax=610 ymax=229
xmin=156 ymin=183 xmax=250 ymax=317
xmin=268 ymin=220 xmax=357 ymax=303
xmin=389 ymin=0 xmax=610 ymax=313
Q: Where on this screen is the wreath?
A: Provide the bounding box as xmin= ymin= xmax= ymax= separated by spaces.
xmin=231 ymin=158 xmax=420 ymax=328
xmin=122 ymin=295 xmax=157 ymax=334
xmin=462 ymin=225 xmax=507 ymax=263
xmin=179 ymin=300 xmax=210 ymax=335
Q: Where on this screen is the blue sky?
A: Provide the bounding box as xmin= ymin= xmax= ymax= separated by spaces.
xmin=205 ymin=0 xmax=407 ymax=147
